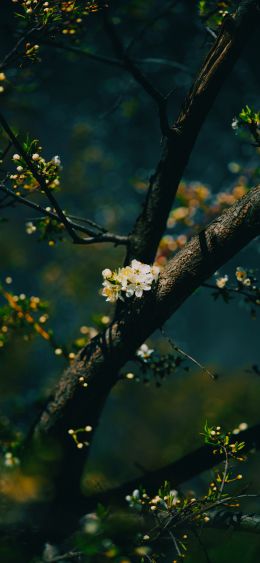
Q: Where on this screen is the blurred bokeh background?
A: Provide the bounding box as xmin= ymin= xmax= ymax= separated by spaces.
xmin=0 ymin=1 xmax=260 ymax=561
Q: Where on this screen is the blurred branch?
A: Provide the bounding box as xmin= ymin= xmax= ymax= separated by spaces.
xmin=102 ymin=8 xmax=170 ymax=135
xmin=206 ymin=510 xmax=260 ymax=534
xmin=43 ymin=551 xmax=82 ymax=562
xmin=125 ymin=0 xmax=260 ymax=264
xmin=0 ymin=183 xmax=128 ymax=246
xmin=41 ymin=40 xmax=190 ymax=73
xmin=40 ymin=39 xmax=124 ymax=68
xmin=136 ymin=57 xmax=190 ymax=73
xmin=32 ymin=186 xmax=260 ymax=508
xmin=125 ymin=0 xmax=178 ymax=54
xmin=85 ymin=418 xmax=260 ymax=507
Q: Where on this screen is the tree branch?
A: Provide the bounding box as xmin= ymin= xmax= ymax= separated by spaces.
xmin=125 ymin=0 xmax=260 ymax=264
xmin=0 ymin=113 xmax=81 ymax=243
xmin=206 ymin=510 xmax=260 ymax=534
xmin=0 ymin=183 xmax=128 ymax=246
xmin=86 ymin=423 xmax=260 ymax=508
xmin=32 ymin=186 xmax=260 ymax=511
xmin=41 ymin=40 xmax=190 ymax=73
xmin=0 ymin=25 xmax=42 ymax=71
xmin=39 ymin=39 xmax=124 ymax=68
xmin=102 ymin=8 xmax=170 ymax=135
xmin=0 ymin=118 xmax=128 ymax=246
xmin=125 ymin=0 xmax=178 ymax=55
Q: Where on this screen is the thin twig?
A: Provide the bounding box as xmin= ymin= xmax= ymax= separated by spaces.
xmin=126 ymin=0 xmax=178 ymax=54
xmin=136 ymin=57 xmax=190 ymax=73
xmin=67 ymin=215 xmax=107 ymax=233
xmin=40 ymin=39 xmax=124 ymax=68
xmin=203 ymin=282 xmax=259 ymax=303
xmin=0 ymin=183 xmax=128 ymax=246
xmin=0 ymin=26 xmax=41 ymax=70
xmin=160 ymin=327 xmax=217 ymax=380
xmin=102 ymin=9 xmax=170 ymax=135
xmin=219 ymin=446 xmax=229 ymax=497
xmin=169 ymin=530 xmax=182 ymax=557
xmin=41 ymin=40 xmax=190 ymax=73
xmin=0 ymin=113 xmax=81 ymax=242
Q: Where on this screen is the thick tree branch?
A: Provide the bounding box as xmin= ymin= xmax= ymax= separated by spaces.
xmin=126 ymin=0 xmax=260 ymax=263
xmin=32 ymin=186 xmax=260 ymax=510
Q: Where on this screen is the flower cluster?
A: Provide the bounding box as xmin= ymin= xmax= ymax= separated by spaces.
xmin=124 ymin=424 xmax=247 ymax=562
xmin=125 ymin=485 xmax=179 ymax=512
xmin=25 ymin=214 xmax=65 ymax=246
xmin=156 ymin=179 xmax=250 ymax=266
xmin=130 ymin=344 xmax=185 ymax=387
xmin=3 ymin=451 xmax=20 ymax=468
xmin=167 ymin=182 xmax=210 ymax=230
xmin=68 ymin=424 xmax=93 ymax=449
xmin=13 ymin=0 xmax=105 ymax=39
xmin=0 ymin=278 xmax=109 ymax=362
xmin=156 ymin=234 xmax=188 ymax=266
xmin=24 ymin=42 xmax=40 ymax=63
xmin=0 ymin=279 xmax=51 ymax=350
xmin=10 ymin=142 xmax=61 ymax=194
xmin=203 ymin=422 xmax=245 ymax=460
xmin=213 ymin=267 xmax=260 ymax=316
xmin=198 ymin=0 xmax=234 ymax=28
xmin=101 ymin=260 xmax=160 ymax=303
xmin=235 ymin=266 xmax=254 ymax=287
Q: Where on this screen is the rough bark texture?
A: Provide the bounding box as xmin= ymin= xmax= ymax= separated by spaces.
xmin=18 ymin=0 xmax=260 ymax=546
xmin=33 ymin=187 xmax=260 ymax=506
xmin=125 ymin=0 xmax=260 ymax=264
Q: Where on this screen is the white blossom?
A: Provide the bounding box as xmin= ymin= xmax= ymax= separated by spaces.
xmin=4 ymin=452 xmax=20 ymax=467
xmin=216 ymin=275 xmax=228 ymax=289
xmin=83 ymin=513 xmax=100 ymax=535
xmin=102 ymin=268 xmax=112 ymax=279
xmin=238 ymin=422 xmax=248 ymax=431
xmin=25 ymin=221 xmax=37 ymax=235
xmin=32 ymin=153 xmax=40 ymax=161
xmin=51 ymin=155 xmax=61 ymax=166
xmin=231 ymin=117 xmax=239 ymax=130
xmin=101 ymin=260 xmax=160 ymax=302
xmin=136 ymin=343 xmax=154 ymax=360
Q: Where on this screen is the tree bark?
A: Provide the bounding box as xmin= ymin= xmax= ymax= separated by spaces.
xmin=125 ymin=0 xmax=260 ymax=263
xmin=32 ymin=186 xmax=260 ymax=507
